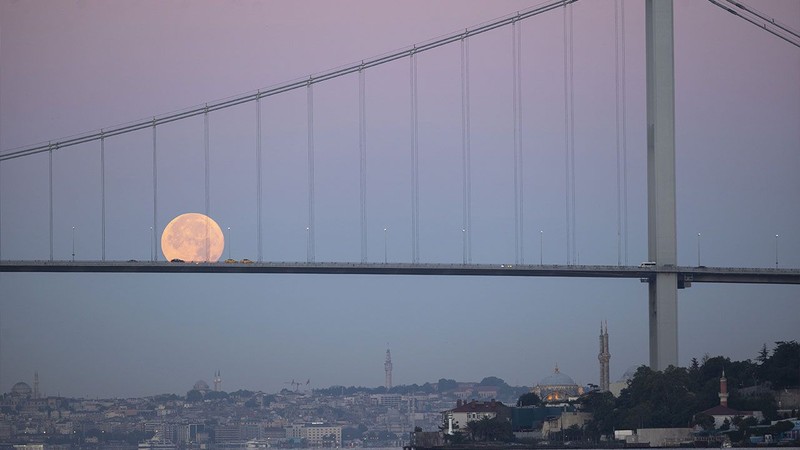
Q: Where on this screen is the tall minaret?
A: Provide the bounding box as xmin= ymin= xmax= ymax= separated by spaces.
xmin=34 ymin=372 xmax=40 ymax=399
xmin=213 ymin=370 xmax=222 ymax=392
xmin=598 ymin=322 xmax=611 ymax=392
xmin=384 ymin=347 xmax=393 ymax=390
xmin=719 ymin=370 xmax=729 ymax=407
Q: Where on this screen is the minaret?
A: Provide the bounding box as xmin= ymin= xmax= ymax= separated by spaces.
xmin=34 ymin=372 xmax=40 ymax=399
xmin=213 ymin=370 xmax=222 ymax=392
xmin=719 ymin=370 xmax=729 ymax=407
xmin=598 ymin=322 xmax=611 ymax=392
xmin=384 ymin=348 xmax=393 ymax=390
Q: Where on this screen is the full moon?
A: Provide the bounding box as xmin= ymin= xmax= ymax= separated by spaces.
xmin=161 ymin=213 xmax=225 ymax=262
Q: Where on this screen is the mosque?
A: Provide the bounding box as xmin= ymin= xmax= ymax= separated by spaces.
xmin=531 ymin=365 xmax=584 ymax=403
xmin=530 ymin=323 xmax=615 ymax=403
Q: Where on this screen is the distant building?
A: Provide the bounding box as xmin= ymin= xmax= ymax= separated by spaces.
xmin=609 ymin=366 xmax=638 ymax=397
xmin=541 ymin=410 xmax=593 ymax=438
xmin=11 ymin=382 xmax=33 ymax=398
xmin=193 ymin=380 xmax=210 ymax=393
xmin=370 ymin=394 xmax=402 ymax=408
xmin=531 ymin=366 xmax=584 ymax=403
xmin=598 ymin=322 xmax=611 ymax=392
xmin=698 ymin=371 xmax=763 ymax=428
xmin=442 ymin=399 xmax=511 ymax=434
xmin=285 ymin=423 xmax=341 ymax=447
xmin=476 ymin=386 xmax=499 ymax=399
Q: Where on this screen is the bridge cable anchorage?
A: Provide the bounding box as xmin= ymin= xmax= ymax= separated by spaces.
xmin=359 ymin=64 xmax=367 ymax=264
xmin=460 ymin=34 xmax=473 ymax=264
xmin=256 ymin=90 xmax=263 ymax=263
xmin=708 ymin=0 xmax=800 ymax=48
xmin=100 ymin=130 xmax=106 ymax=261
xmin=152 ymin=118 xmax=158 ymax=262
xmin=0 ymin=0 xmax=579 ymax=162
xmin=307 ymin=78 xmax=315 ymax=263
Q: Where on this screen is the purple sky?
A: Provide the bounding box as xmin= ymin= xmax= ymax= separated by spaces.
xmin=1 ymin=0 xmax=798 ymax=398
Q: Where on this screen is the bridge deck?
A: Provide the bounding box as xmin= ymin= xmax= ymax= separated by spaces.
xmin=1 ymin=261 xmax=798 ymax=285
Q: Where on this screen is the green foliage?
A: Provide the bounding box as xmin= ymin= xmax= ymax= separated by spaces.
xmin=203 ymin=390 xmax=229 ymax=400
xmin=759 ymin=341 xmax=799 ymax=389
xmin=186 ymin=389 xmax=203 ymax=402
xmin=438 ymin=378 xmax=458 ymax=392
xmin=693 ymin=413 xmax=715 ymax=431
xmin=586 ymin=341 xmax=796 ymax=439
xmin=616 ymin=365 xmax=697 ymax=428
xmin=229 ymin=389 xmax=254 ymax=397
xmin=466 ymin=417 xmax=512 ymax=442
xmin=479 ymin=376 xmax=508 ymax=387
xmin=580 ymin=390 xmax=617 ymax=438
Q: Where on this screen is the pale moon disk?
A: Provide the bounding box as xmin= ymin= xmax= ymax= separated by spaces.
xmin=161 ymin=213 xmax=225 ymax=262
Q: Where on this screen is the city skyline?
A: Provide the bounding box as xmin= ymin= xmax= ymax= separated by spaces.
xmin=1 ymin=0 xmax=798 ymax=398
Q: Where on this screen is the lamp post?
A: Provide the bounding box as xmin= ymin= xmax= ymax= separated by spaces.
xmin=697 ymin=232 xmax=701 ymax=266
xmin=227 ymin=227 xmax=232 ymax=260
xmin=540 ymin=230 xmax=544 ymax=265
xmin=71 ymin=226 xmax=76 ymax=262
xmin=775 ymin=234 xmax=779 ymax=268
xmin=150 ymin=226 xmax=154 ymax=262
xmin=306 ymin=227 xmax=310 ymax=263
xmin=383 ymin=227 xmax=388 ymax=264
xmin=462 ymin=229 xmax=466 ymax=265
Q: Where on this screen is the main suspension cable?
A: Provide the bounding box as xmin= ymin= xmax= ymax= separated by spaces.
xmin=0 ymin=0 xmax=579 ymax=162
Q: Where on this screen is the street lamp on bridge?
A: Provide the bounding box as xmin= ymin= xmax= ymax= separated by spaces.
xmin=775 ymin=234 xmax=779 ymax=268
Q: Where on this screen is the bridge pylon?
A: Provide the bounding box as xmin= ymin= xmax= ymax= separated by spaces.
xmin=646 ymin=0 xmax=678 ymax=370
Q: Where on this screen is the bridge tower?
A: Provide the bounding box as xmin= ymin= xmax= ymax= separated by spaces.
xmin=646 ymin=0 xmax=678 ymax=370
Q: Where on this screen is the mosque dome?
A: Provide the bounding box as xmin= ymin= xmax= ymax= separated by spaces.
xmin=11 ymin=382 xmax=32 ymax=397
xmin=616 ymin=366 xmax=639 ymax=383
xmin=531 ymin=366 xmax=583 ymax=403
xmin=539 ymin=369 xmax=577 ymax=387
xmin=193 ymin=380 xmax=210 ymax=392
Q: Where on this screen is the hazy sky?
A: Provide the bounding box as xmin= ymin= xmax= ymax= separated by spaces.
xmin=1 ymin=0 xmax=798 ymax=399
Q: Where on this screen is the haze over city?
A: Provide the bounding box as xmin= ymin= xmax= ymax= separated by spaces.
xmin=0 ymin=0 xmax=798 ymax=399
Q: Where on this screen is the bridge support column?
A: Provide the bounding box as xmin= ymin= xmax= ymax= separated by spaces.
xmin=646 ymin=0 xmax=678 ymax=370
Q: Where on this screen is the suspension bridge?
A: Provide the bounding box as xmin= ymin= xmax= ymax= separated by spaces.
xmin=1 ymin=0 xmax=799 ymax=373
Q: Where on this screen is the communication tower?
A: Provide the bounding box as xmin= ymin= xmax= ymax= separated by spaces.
xmin=384 ymin=347 xmax=393 ymax=390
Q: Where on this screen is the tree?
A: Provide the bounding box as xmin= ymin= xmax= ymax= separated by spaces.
xmin=581 ymin=391 xmax=617 ymax=439
xmin=760 ymin=341 xmax=800 ymax=389
xmin=757 ymin=343 xmax=770 ymax=364
xmin=480 ymin=376 xmax=508 ymax=388
xmin=466 ymin=417 xmax=512 ymax=442
xmin=437 ymin=378 xmax=457 ymax=392
xmin=616 ymin=365 xmax=698 ymax=428
xmin=517 ymin=392 xmax=541 ymax=407
xmin=186 ymin=389 xmax=204 ymax=402
xmin=204 ymin=390 xmax=229 ymax=401
xmin=692 ymin=413 xmax=715 ymax=431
